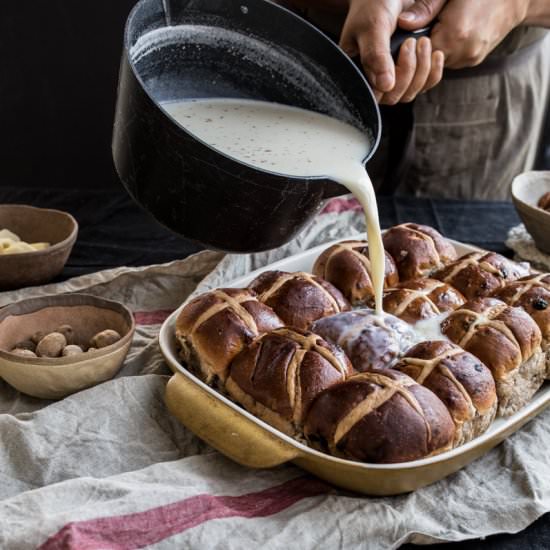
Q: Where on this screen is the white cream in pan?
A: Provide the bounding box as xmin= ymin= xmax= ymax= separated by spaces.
xmin=163 ymin=98 xmax=385 ymax=314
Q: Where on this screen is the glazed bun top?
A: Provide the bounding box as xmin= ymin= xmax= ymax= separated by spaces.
xmin=313 ymin=240 xmax=399 ymax=305
xmin=382 ymin=223 xmax=458 ymax=281
xmin=249 ymin=270 xmax=350 ymax=330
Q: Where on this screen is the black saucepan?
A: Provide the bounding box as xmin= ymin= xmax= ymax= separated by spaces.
xmin=113 ymin=0 xmax=427 ymax=252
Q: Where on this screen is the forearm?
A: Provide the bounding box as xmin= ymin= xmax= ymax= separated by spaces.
xmin=523 ymin=0 xmax=550 ymax=26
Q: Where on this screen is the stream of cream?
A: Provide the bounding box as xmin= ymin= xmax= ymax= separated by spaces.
xmin=163 ymin=99 xmax=385 ymax=313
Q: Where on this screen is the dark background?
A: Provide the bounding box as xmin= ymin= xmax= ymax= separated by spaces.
xmin=0 ymin=1 xmax=549 ymax=194
xmin=1 ymin=2 xmax=550 ymax=548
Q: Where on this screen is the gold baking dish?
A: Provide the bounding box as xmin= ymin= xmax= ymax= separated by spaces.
xmin=159 ymin=238 xmax=550 ymax=496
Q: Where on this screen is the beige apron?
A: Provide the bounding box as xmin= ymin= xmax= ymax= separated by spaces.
xmin=277 ymin=3 xmax=550 ymax=200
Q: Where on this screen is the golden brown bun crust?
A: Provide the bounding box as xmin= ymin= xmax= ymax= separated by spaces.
xmin=311 ymin=309 xmax=417 ymax=372
xmin=227 ymin=328 xmax=353 ymax=433
xmin=382 ymin=223 xmax=457 ymax=281
xmin=433 ymin=252 xmax=530 ymax=300
xmin=393 ymin=341 xmax=497 ymax=424
xmin=382 ymin=279 xmax=465 ymax=323
xmin=312 ymin=240 xmax=399 ymax=305
xmin=492 ymin=274 xmax=550 ymax=343
xmin=175 ymin=288 xmax=283 ymax=383
xmin=249 ymin=270 xmax=350 ymax=330
xmin=538 ymin=192 xmax=550 ymax=211
xmin=303 ymin=370 xmax=455 ymax=463
xmin=441 ymin=297 xmax=542 ymax=380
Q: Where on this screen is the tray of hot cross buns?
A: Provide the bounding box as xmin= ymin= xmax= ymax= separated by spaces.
xmin=159 ymin=223 xmax=550 ymax=496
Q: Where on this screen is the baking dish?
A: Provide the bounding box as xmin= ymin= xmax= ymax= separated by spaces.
xmin=159 ymin=237 xmax=550 ymax=495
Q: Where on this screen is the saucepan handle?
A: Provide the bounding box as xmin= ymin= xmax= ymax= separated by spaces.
xmin=165 ymin=373 xmax=302 ymax=468
xmin=390 ymin=23 xmax=435 ymax=57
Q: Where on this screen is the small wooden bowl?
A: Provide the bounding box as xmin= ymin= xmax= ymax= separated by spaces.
xmin=0 ymin=294 xmax=135 ymax=399
xmin=512 ymin=171 xmax=550 ymax=254
xmin=0 ymin=204 xmax=78 ymax=290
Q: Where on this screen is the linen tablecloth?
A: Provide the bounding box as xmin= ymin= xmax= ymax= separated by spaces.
xmin=1 ymin=199 xmax=550 ymax=549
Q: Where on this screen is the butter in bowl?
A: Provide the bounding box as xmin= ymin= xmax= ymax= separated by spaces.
xmin=0 ymin=204 xmax=78 ymax=290
xmin=0 ymin=294 xmax=135 ymax=399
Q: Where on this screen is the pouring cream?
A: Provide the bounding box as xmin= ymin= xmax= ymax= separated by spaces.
xmin=163 ymin=99 xmax=385 ymax=313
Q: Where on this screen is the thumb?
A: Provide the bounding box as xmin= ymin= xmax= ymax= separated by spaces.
xmin=398 ymin=0 xmax=446 ymax=30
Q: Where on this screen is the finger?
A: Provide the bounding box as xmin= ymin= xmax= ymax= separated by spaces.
xmin=401 ymin=37 xmax=432 ymax=102
xmin=339 ymin=24 xmax=360 ymax=58
xmin=421 ymin=49 xmax=444 ymax=92
xmin=354 ymin=14 xmax=397 ymax=92
xmin=398 ymin=0 xmax=447 ymax=29
xmin=380 ymin=38 xmax=417 ymax=105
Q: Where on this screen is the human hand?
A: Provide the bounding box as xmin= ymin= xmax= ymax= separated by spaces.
xmin=399 ymin=0 xmax=529 ymax=69
xmin=339 ymin=0 xmax=446 ymax=104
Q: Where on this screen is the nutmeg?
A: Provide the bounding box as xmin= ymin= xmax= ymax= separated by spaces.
xmin=62 ymin=344 xmax=84 ymax=357
xmin=36 ymin=332 xmax=67 ymax=358
xmin=89 ymin=329 xmax=122 ymax=349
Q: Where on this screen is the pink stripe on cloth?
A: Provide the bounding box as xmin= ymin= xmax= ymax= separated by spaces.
xmin=39 ymin=476 xmax=330 ymax=550
xmin=321 ymin=197 xmax=362 ymax=214
xmin=133 ymin=310 xmax=174 ymax=326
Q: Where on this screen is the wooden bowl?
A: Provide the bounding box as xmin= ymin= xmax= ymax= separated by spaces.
xmin=0 ymin=204 xmax=78 ymax=290
xmin=512 ymin=171 xmax=550 ymax=254
xmin=0 ymin=294 xmax=135 ymax=399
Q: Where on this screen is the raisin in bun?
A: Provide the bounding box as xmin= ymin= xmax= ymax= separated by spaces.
xmin=394 ymin=341 xmax=497 ymax=446
xmin=226 ymin=328 xmax=353 ymax=437
xmin=312 ymin=240 xmax=399 ymax=305
xmin=304 ymin=370 xmax=455 ymax=463
xmin=441 ymin=298 xmax=544 ymax=416
xmin=175 ymin=288 xmax=283 ymax=386
xmin=433 ymin=251 xmax=530 ymax=300
xmin=382 ymin=279 xmax=465 ymax=324
xmin=249 ymin=270 xmax=350 ymax=330
xmin=311 ymin=309 xmax=417 ymax=372
xmin=382 ymin=223 xmax=457 ymax=280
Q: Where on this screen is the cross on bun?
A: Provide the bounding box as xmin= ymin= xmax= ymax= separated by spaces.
xmin=441 ymin=298 xmax=544 ymax=416
xmin=226 ymin=328 xmax=353 ymax=437
xmin=175 ymin=288 xmax=283 ymax=386
xmin=393 ymin=341 xmax=497 ymax=446
xmin=492 ymin=273 xmax=550 ymax=377
xmin=303 ymin=370 xmax=455 ymax=463
xmin=433 ymin=251 xmax=530 ymax=300
xmin=382 ymin=279 xmax=465 ymax=324
xmin=311 ymin=309 xmax=417 ymax=372
xmin=312 ymin=240 xmax=399 ymax=305
xmin=249 ymin=270 xmax=350 ymax=330
xmin=382 ymin=223 xmax=457 ymax=280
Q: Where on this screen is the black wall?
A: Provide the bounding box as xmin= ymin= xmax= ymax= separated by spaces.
xmin=1 ymin=1 xmax=136 ymax=190
xmin=0 ymin=3 xmax=548 ymax=192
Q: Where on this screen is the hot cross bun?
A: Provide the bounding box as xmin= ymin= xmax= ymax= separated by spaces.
xmin=175 ymin=288 xmax=283 ymax=386
xmin=226 ymin=328 xmax=353 ymax=437
xmin=394 ymin=341 xmax=497 ymax=446
xmin=304 ymin=370 xmax=455 ymax=463
xmin=312 ymin=240 xmax=399 ymax=305
xmin=382 ymin=223 xmax=457 ymax=280
xmin=441 ymin=298 xmax=544 ymax=416
xmin=249 ymin=270 xmax=350 ymax=330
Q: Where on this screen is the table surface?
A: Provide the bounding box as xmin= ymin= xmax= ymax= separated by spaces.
xmin=1 ymin=184 xmax=549 ymax=549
